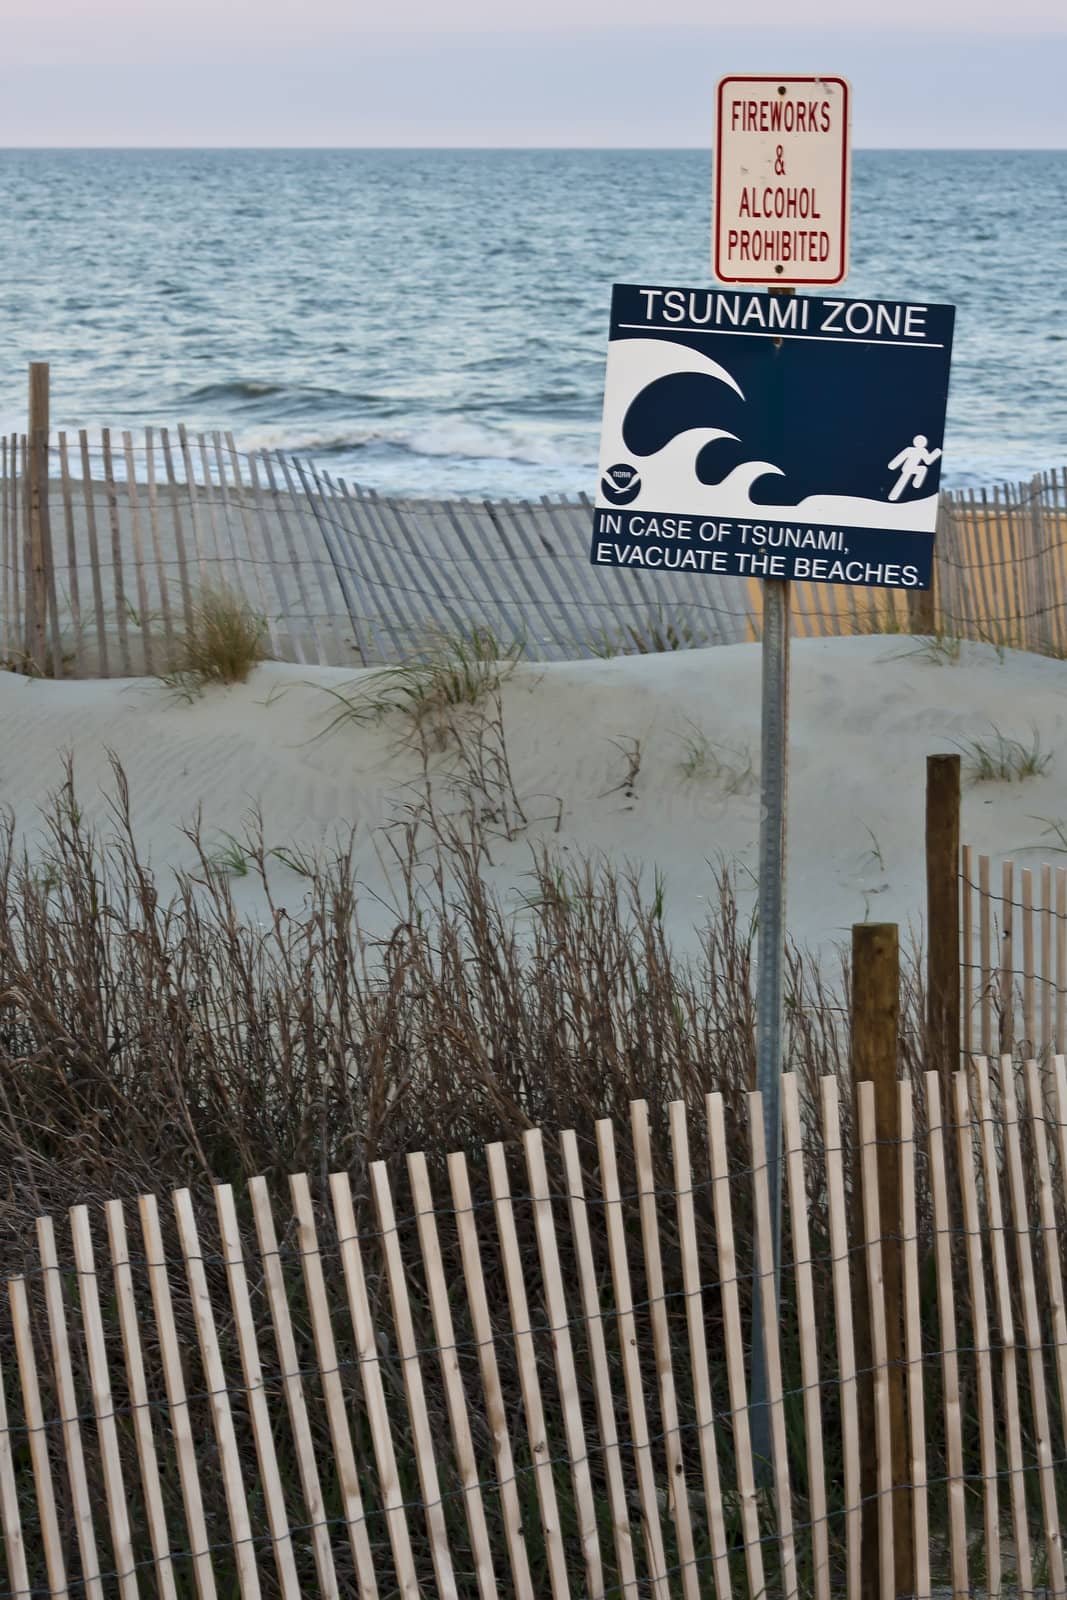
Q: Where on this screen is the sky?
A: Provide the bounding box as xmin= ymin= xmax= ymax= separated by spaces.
xmin=1 ymin=2 xmax=1065 ymax=146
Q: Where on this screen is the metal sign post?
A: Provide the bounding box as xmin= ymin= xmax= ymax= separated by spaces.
xmin=747 ymin=596 xmax=791 ymax=1472
xmin=748 ymin=286 xmax=792 ymax=1474
xmin=755 ymin=577 xmax=790 ymax=1242
xmin=714 ymin=74 xmax=851 ymax=288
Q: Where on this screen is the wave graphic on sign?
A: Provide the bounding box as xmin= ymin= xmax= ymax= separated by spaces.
xmin=627 ymin=446 xmax=937 ymax=530
xmin=597 ymin=338 xmax=937 ymax=531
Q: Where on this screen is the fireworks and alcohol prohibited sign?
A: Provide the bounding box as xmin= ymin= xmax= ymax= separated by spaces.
xmin=714 ymin=74 xmax=851 ymax=287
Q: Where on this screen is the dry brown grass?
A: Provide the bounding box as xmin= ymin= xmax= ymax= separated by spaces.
xmin=0 ymin=754 xmax=877 ymax=1232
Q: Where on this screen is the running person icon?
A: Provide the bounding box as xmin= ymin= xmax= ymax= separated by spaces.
xmin=886 ymin=434 xmax=943 ymax=501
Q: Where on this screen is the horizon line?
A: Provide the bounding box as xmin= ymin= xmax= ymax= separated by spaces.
xmin=0 ymin=143 xmax=1064 ymax=152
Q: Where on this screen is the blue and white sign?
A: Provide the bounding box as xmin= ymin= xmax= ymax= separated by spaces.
xmin=591 ymin=284 xmax=955 ymax=589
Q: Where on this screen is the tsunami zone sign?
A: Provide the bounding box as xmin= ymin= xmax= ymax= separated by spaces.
xmin=590 ymin=282 xmax=955 ymax=591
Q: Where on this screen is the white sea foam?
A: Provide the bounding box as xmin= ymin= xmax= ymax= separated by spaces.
xmin=238 ymin=418 xmax=595 ymax=473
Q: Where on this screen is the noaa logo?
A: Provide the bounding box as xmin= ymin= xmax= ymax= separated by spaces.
xmin=601 ymin=461 xmax=642 ymax=506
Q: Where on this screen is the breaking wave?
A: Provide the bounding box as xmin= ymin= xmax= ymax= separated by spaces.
xmin=237 ymin=419 xmax=595 ymax=472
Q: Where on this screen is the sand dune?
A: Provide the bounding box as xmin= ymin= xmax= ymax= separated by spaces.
xmin=0 ymin=634 xmax=1063 ymax=958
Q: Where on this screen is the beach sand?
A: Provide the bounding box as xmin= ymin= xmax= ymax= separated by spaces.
xmin=0 ymin=632 xmax=1062 ymax=961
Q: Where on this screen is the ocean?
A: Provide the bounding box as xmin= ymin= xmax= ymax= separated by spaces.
xmin=0 ymin=147 xmax=1063 ymax=498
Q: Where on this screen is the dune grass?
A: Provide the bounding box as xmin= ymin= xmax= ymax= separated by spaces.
xmin=956 ymin=725 xmax=1051 ymax=782
xmin=588 ymin=602 xmax=708 ymax=657
xmin=672 ymin=719 xmax=756 ymax=792
xmin=158 ymin=583 xmax=269 ymax=698
xmin=315 ymin=622 xmax=523 ymax=747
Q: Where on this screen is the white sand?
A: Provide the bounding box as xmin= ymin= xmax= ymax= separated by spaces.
xmin=0 ymin=634 xmax=1062 ymax=960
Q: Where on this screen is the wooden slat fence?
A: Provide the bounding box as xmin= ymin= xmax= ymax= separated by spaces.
xmin=0 ymin=432 xmax=762 ymax=677
xmin=2 ymin=1068 xmax=1067 ymax=1598
xmin=3 ymin=430 xmax=1065 ymax=678
xmin=935 ymin=471 xmax=1067 ymax=655
xmin=962 ymin=846 xmax=1067 ymax=1062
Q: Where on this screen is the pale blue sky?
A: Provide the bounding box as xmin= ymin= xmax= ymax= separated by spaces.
xmin=2 ymin=4 xmax=1065 ymax=146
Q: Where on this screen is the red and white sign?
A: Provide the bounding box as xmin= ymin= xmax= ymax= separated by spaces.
xmin=714 ymin=74 xmax=851 ymax=287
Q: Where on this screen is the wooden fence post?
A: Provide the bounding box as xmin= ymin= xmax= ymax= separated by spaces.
xmin=26 ymin=362 xmax=51 ymax=674
xmin=851 ymin=922 xmax=911 ymax=1600
xmin=926 ymin=753 xmax=962 ymax=1094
